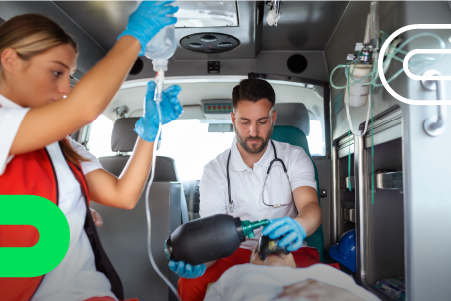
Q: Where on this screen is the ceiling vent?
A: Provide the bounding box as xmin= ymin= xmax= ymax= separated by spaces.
xmin=180 ymin=33 xmax=240 ymax=54
xmin=173 ymin=0 xmax=264 ymax=61
xmin=287 ymin=54 xmax=308 ymax=74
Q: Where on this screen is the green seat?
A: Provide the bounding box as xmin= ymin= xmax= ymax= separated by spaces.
xmin=271 ymin=125 xmax=325 ymax=262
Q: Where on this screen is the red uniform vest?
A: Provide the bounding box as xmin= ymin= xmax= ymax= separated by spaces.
xmin=0 ymin=147 xmax=124 ymax=301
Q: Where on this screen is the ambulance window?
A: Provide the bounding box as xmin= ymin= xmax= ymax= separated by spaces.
xmin=307 ymin=120 xmax=325 ymax=156
xmin=267 ymin=80 xmax=326 ymax=157
xmin=86 ymin=114 xmax=115 ymax=158
xmin=156 ymin=120 xmax=235 ymax=180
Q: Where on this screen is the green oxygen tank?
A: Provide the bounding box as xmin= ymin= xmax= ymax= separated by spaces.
xmin=164 ymin=214 xmax=269 ymax=265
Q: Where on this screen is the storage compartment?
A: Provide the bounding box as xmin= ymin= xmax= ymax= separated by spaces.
xmin=332 ymin=106 xmax=405 ymax=299
xmin=338 ymin=151 xmax=356 ymax=236
xmin=365 ymin=138 xmax=405 ymax=285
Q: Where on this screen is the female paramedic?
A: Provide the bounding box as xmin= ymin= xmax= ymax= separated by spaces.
xmin=0 ymin=2 xmax=180 ymax=301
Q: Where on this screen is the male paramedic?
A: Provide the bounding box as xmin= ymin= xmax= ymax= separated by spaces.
xmin=169 ymin=79 xmax=326 ymax=301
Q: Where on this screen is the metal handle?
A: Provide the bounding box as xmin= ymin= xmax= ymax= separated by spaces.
xmin=272 ymin=0 xmax=281 ymax=14
xmin=331 ymin=142 xmax=340 ymax=244
xmin=355 ymin=133 xmax=370 ymax=289
xmin=266 ymin=0 xmax=282 ymax=14
xmin=421 ymin=70 xmax=447 ymax=137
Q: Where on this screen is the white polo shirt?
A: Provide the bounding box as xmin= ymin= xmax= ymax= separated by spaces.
xmin=0 ymin=94 xmax=117 ymax=301
xmin=199 ymin=138 xmax=317 ymax=250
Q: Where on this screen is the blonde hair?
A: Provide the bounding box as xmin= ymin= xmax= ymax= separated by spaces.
xmin=0 ymin=14 xmax=88 ymax=166
xmin=0 ymin=14 xmax=78 ymax=68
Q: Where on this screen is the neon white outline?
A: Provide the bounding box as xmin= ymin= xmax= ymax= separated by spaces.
xmin=378 ymin=24 xmax=451 ymax=105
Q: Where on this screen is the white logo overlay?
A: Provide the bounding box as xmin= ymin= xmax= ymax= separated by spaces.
xmin=379 ymin=24 xmax=451 ymax=105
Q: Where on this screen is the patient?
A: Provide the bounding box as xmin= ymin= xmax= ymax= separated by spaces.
xmin=203 ymin=244 xmax=380 ymax=301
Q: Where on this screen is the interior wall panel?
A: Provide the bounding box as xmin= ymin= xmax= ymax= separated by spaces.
xmin=401 ymin=2 xmax=451 ymax=300
xmin=313 ymin=159 xmax=332 ymax=250
xmin=127 ymin=51 xmax=330 ymax=83
xmin=326 ymin=1 xmax=451 ymax=299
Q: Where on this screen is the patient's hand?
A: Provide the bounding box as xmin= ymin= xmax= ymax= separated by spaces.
xmin=274 ymin=279 xmax=363 ymax=301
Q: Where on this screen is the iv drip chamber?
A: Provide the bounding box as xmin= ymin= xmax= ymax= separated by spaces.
xmin=344 ymin=64 xmax=372 ymax=107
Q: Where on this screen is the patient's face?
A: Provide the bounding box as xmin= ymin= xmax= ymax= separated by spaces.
xmin=250 ymin=244 xmax=297 ymax=268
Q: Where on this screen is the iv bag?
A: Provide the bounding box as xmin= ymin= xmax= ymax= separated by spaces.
xmin=144 ymin=18 xmax=176 ymax=71
xmin=133 ymin=0 xmax=176 ymax=71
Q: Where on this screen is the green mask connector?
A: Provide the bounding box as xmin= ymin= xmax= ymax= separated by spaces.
xmin=164 ymin=240 xmax=171 ymax=260
xmin=241 ymin=219 xmax=270 ymax=239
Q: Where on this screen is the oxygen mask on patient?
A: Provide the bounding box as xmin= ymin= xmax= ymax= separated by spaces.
xmin=257 ymin=233 xmax=290 ymax=260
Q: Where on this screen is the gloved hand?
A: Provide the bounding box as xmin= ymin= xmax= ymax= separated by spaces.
xmin=261 ymin=217 xmax=307 ymax=252
xmin=134 ymin=81 xmax=182 ymax=142
xmin=168 ymin=260 xmax=206 ymax=279
xmin=118 ymin=1 xmax=179 ymax=55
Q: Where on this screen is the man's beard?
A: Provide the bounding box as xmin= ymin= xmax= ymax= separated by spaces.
xmin=235 ymin=125 xmax=274 ymax=154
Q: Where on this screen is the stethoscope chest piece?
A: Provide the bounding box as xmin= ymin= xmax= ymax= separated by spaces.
xmin=229 ymin=200 xmax=234 ymax=212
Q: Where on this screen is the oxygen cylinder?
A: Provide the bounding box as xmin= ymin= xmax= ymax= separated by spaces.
xmin=165 ymin=214 xmax=269 ymax=265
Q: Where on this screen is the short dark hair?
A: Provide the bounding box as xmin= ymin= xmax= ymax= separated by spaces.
xmin=232 ymin=79 xmax=275 ymax=110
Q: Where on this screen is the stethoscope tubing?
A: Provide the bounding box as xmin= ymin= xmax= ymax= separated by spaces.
xmin=226 ymin=140 xmax=294 ymax=212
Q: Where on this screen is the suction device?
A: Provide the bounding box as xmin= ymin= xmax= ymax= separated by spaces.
xmin=164 ymin=214 xmax=269 ymax=265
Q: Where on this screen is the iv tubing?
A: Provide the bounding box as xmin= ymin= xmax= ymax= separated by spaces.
xmin=336 ymin=32 xmax=444 ymax=137
xmin=345 ymin=63 xmax=374 ymax=137
xmin=329 ymin=32 xmax=445 ymax=90
xmin=370 ymin=32 xmax=445 ymax=87
xmin=145 ymin=73 xmax=182 ymax=301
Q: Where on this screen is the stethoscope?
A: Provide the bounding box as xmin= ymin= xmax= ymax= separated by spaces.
xmin=226 ymin=140 xmax=294 ymax=213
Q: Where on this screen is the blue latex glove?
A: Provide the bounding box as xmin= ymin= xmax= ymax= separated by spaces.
xmin=168 ymin=260 xmax=206 ymax=279
xmin=261 ymin=217 xmax=307 ymax=252
xmin=134 ymin=81 xmax=182 ymax=142
xmin=118 ymin=1 xmax=179 ymax=55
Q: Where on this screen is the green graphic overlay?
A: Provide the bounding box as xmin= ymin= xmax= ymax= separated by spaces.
xmin=0 ymin=195 xmax=70 ymax=277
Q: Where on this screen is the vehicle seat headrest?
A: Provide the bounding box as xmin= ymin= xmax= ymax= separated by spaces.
xmin=111 ymin=118 xmax=139 ymax=152
xmin=274 ymin=103 xmax=310 ymax=135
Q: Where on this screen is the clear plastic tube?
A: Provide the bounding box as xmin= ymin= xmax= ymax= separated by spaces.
xmin=345 ymin=64 xmax=374 ymax=137
xmin=154 ymin=70 xmax=165 ymax=103
xmin=330 ymin=32 xmax=445 ymax=90
xmin=370 ymin=32 xmax=445 ymax=86
xmin=363 ymin=13 xmax=371 ymax=46
xmin=330 ymin=62 xmax=375 ymax=90
xmin=145 ymin=74 xmax=182 ymax=301
xmin=370 ymin=1 xmax=379 ymax=49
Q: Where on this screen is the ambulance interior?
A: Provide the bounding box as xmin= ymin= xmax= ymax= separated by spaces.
xmin=1 ymin=1 xmax=450 ymax=300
